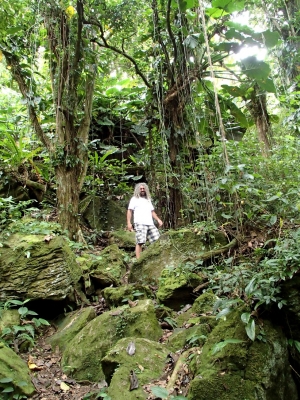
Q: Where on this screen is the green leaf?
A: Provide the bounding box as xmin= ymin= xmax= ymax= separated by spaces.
xmin=256 ymin=78 xmax=276 ymax=93
xmin=0 ymin=377 xmax=13 ymax=383
xmin=216 ymin=307 xmax=231 ymax=320
xmin=18 ymin=307 xmax=28 ymax=317
xmin=294 ymin=341 xmax=300 ymax=353
xmin=241 ymin=57 xmax=271 ymax=80
xmin=205 ymin=7 xmax=228 ymax=18
xmin=245 ymin=319 xmax=256 ymax=341
xmin=211 ymin=338 xmax=243 ymax=355
xmin=241 ymin=312 xmax=251 ymax=324
xmin=245 ymin=277 xmax=256 ymax=296
xmin=261 ymin=30 xmax=280 ymax=48
xmin=2 ymin=387 xmax=14 ymax=393
xmin=221 ymin=84 xmax=247 ymax=97
xmin=212 ymin=0 xmax=244 ymax=12
xmin=150 ymin=386 xmax=169 ymax=398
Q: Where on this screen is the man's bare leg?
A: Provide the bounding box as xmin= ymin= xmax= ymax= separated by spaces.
xmin=136 ymin=243 xmax=143 ymax=259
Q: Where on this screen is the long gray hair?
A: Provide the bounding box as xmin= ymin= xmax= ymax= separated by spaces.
xmin=133 ymin=182 xmax=151 ymax=199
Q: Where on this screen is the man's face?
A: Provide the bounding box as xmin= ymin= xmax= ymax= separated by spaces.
xmin=140 ymin=186 xmax=146 ymax=197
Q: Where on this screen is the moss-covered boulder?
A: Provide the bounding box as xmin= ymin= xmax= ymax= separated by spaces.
xmin=0 ymin=234 xmax=80 ymax=301
xmin=0 ymin=310 xmax=20 ymax=333
xmin=61 ymin=300 xmax=162 ymax=381
xmin=102 ymin=284 xmax=152 ymax=308
xmin=156 ymin=268 xmax=203 ymax=310
xmin=102 ymin=337 xmax=170 ymax=400
xmin=108 ymin=229 xmax=136 ymax=249
xmin=187 ymin=309 xmax=297 ymax=400
xmin=0 ymin=342 xmax=35 ymax=396
xmin=82 ymin=196 xmax=126 ymax=231
xmin=129 ymin=229 xmax=228 ymax=285
xmin=191 ymin=292 xmax=217 ymax=315
xmin=76 ymin=245 xmax=127 ymax=292
xmin=167 ymin=324 xmax=209 ymax=352
xmin=48 ymin=307 xmax=96 ymax=352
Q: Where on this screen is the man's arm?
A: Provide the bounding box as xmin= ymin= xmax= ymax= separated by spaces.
xmin=152 ymin=211 xmax=163 ymax=227
xmin=127 ymin=209 xmax=134 ymax=231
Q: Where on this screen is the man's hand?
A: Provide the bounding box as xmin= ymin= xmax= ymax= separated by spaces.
xmin=157 ymin=219 xmax=163 ymax=228
xmin=127 ymin=223 xmax=134 ymax=232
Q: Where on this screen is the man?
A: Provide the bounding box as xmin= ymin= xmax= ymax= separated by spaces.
xmin=127 ymin=182 xmax=163 ymax=259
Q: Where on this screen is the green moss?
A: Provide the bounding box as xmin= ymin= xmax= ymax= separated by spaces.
xmin=48 ymin=307 xmax=96 ymax=351
xmin=103 ymin=337 xmax=170 ymax=400
xmin=0 ymin=342 xmax=35 ymax=396
xmin=61 ymin=300 xmax=162 ymax=381
xmin=192 ymin=291 xmax=217 ymax=315
xmin=167 ymin=324 xmax=209 ymax=352
xmin=129 ymin=229 xmax=227 ymax=285
xmin=156 ymin=268 xmax=202 ymax=310
xmin=108 ymin=230 xmax=136 ymax=249
xmin=102 ymin=284 xmax=152 ymax=308
xmin=0 ymin=234 xmax=81 ymax=301
xmin=77 ymin=245 xmax=127 ymax=290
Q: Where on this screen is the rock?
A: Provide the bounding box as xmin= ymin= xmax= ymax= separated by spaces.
xmin=108 ymin=229 xmax=136 ymax=249
xmin=47 ymin=306 xmax=96 ymax=352
xmin=129 ymin=229 xmax=228 ymax=284
xmin=81 ymin=196 xmax=126 ymax=231
xmin=61 ymin=299 xmax=162 ymax=381
xmin=191 ymin=291 xmax=217 ymax=315
xmin=188 ymin=308 xmax=298 ymax=400
xmin=0 ymin=342 xmax=35 ymax=396
xmin=167 ymin=324 xmax=209 ymax=352
xmin=76 ymin=245 xmax=127 ymax=292
xmin=156 ymin=268 xmax=203 ymax=311
xmin=0 ymin=234 xmax=81 ymax=301
xmin=102 ymin=337 xmax=170 ymax=400
xmin=0 ymin=309 xmax=20 ymax=332
xmin=102 ymin=284 xmax=152 ymax=308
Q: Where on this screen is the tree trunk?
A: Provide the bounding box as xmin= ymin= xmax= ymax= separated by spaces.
xmin=56 ymin=166 xmax=83 ymax=241
xmin=247 ymin=85 xmax=273 ymax=156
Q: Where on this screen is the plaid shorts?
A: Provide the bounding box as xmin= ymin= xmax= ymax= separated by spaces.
xmin=134 ymin=224 xmax=160 ymax=244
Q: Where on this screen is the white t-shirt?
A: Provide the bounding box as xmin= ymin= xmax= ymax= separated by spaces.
xmin=128 ymin=197 xmax=155 ymax=225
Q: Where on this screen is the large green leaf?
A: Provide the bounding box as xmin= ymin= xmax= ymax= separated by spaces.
xmin=227 ymin=102 xmax=249 ymax=127
xmin=256 ymin=77 xmax=276 ymax=93
xmin=241 ymin=57 xmax=271 ymax=80
xmin=213 ymin=42 xmax=240 ymax=53
xmin=252 ymin=30 xmax=280 ymax=48
xmin=221 ymin=84 xmax=248 ymax=97
xmin=212 ymin=0 xmax=244 ymax=12
xmin=205 ymin=7 xmax=228 ymax=18
xmin=245 ymin=319 xmax=256 ymax=341
xmin=225 ymin=28 xmax=244 ymax=41
xmin=224 ymin=21 xmax=253 ymax=35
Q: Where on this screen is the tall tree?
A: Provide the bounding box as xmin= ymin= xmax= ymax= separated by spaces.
xmin=0 ymin=0 xmax=97 ymax=240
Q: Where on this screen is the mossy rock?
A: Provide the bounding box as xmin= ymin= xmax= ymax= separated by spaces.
xmin=0 ymin=310 xmax=20 ymax=333
xmin=129 ymin=229 xmax=228 ymax=285
xmin=102 ymin=284 xmax=152 ymax=308
xmin=61 ymin=300 xmax=162 ymax=381
xmin=77 ymin=245 xmax=127 ymax=291
xmin=167 ymin=324 xmax=209 ymax=352
xmin=108 ymin=230 xmax=136 ymax=249
xmin=102 ymin=337 xmax=170 ymax=400
xmin=191 ymin=291 xmax=217 ymax=315
xmin=47 ymin=306 xmax=96 ymax=352
xmin=187 ymin=309 xmax=298 ymax=400
xmin=82 ymin=197 xmax=126 ymax=231
xmin=0 ymin=342 xmax=35 ymax=396
xmin=0 ymin=233 xmax=80 ymax=301
xmin=156 ymin=268 xmax=203 ymax=311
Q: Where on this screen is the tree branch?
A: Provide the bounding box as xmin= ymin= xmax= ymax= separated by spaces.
xmin=0 ymin=48 xmax=52 ymax=151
